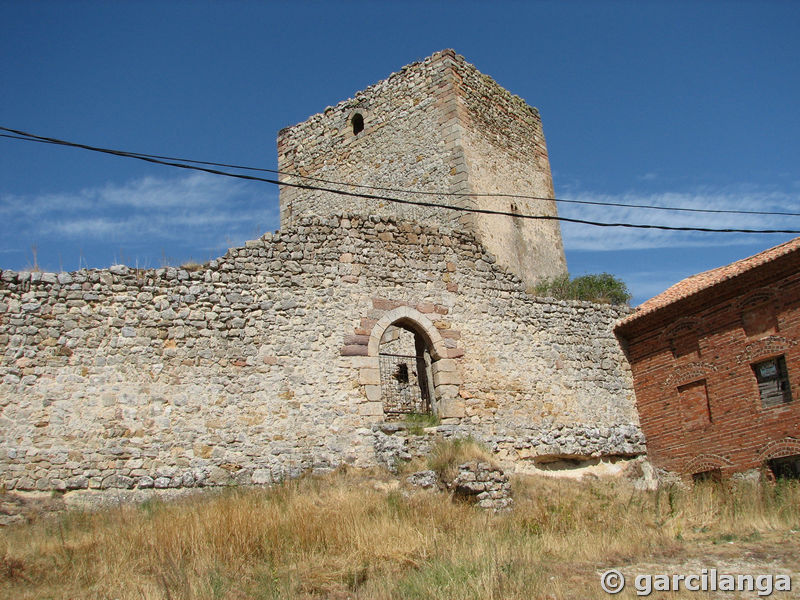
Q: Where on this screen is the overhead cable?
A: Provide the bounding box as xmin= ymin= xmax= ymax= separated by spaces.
xmin=2 ymin=126 xmax=799 ymax=234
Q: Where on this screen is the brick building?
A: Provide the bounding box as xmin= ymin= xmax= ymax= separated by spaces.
xmin=615 ymin=238 xmax=800 ymax=480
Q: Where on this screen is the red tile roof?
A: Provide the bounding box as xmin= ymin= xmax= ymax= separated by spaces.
xmin=617 ymin=236 xmax=800 ymax=329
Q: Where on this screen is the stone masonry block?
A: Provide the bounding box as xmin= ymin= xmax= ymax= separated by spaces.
xmin=433 ymin=370 xmax=461 ymax=387
xmin=349 ymin=356 xmax=379 ymax=369
xmin=372 ymin=298 xmax=406 ymax=311
xmin=436 ymin=384 xmax=459 ymax=399
xmin=437 ymin=398 xmax=465 ymax=419
xmin=359 ymin=402 xmax=384 ymax=417
xmin=432 ymin=358 xmax=457 ymax=373
xmin=417 ymin=302 xmax=435 ymax=314
xmin=359 ymin=368 xmax=380 ymax=386
xmin=341 ymin=345 xmax=368 ymax=356
xmin=365 ymin=385 xmax=382 ymax=402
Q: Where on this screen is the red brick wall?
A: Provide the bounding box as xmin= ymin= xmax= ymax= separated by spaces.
xmin=618 ymin=258 xmax=800 ymax=476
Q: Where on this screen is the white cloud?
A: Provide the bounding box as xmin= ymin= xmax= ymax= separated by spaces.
xmin=557 ymin=186 xmax=799 ymax=251
xmin=0 ymin=172 xmax=279 ymax=242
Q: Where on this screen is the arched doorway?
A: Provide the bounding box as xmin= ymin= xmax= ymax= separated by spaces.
xmin=360 ymin=305 xmax=464 ymax=420
xmin=377 ymin=322 xmax=435 ymax=416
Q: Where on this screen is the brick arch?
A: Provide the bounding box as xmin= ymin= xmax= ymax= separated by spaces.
xmin=736 ymin=287 xmax=780 ymax=310
xmin=661 ymin=361 xmax=717 ymax=390
xmin=684 ymin=453 xmax=732 ymax=475
xmin=660 ymin=317 xmax=702 ymax=343
xmin=368 ymin=306 xmax=448 ymax=360
xmin=757 ymin=438 xmax=800 ymax=462
xmin=735 ymin=335 xmax=797 ymax=364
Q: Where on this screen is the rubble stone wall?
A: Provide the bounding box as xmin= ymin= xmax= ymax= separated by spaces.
xmin=0 ymin=215 xmax=642 ymax=493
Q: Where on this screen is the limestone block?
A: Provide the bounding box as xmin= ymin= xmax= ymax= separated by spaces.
xmin=437 ymin=398 xmax=465 ymax=419
xmin=364 ymin=385 xmax=381 ymax=402
xmin=358 ymin=402 xmax=384 ymax=416
xmin=358 ymin=368 xmax=380 ymax=386
xmin=349 ymin=356 xmax=379 ymax=369
xmin=436 ymin=384 xmax=460 ymax=399
xmin=252 ymin=468 xmax=272 ymax=485
xmin=432 ymin=358 xmax=457 ymax=373
xmin=433 ymin=370 xmax=461 ymax=387
xmin=341 ymin=345 xmax=368 ymax=356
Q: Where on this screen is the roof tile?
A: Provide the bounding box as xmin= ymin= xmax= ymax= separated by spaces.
xmin=617 ymin=236 xmax=800 ymax=328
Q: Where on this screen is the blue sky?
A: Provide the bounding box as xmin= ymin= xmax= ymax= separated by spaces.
xmin=1 ymin=1 xmax=798 ymax=305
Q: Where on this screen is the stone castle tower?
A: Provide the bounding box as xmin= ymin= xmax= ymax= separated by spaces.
xmin=277 ymin=49 xmax=567 ymax=285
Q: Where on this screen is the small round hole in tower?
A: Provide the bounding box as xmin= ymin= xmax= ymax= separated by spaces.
xmin=352 ymin=113 xmax=364 ymax=135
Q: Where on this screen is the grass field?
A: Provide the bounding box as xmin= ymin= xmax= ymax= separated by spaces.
xmin=1 ymin=466 xmax=799 ymax=599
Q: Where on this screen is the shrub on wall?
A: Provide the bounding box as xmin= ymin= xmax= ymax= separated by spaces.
xmin=532 ymin=273 xmax=632 ymax=305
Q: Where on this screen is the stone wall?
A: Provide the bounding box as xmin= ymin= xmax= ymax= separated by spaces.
xmin=0 ymin=215 xmax=642 ymax=493
xmin=455 ymin=58 xmax=566 ymax=286
xmin=277 ymin=49 xmax=567 ymax=286
xmin=276 ymin=52 xmax=464 ymax=230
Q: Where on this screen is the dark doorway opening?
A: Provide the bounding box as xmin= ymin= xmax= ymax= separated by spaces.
xmin=767 ymin=455 xmax=800 ymax=480
xmin=378 ymin=323 xmax=433 ymax=418
xmin=692 ymin=468 xmax=722 ymax=483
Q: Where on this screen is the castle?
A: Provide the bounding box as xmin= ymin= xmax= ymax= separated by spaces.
xmin=0 ymin=51 xmax=644 ymax=496
xmin=277 ymin=49 xmax=567 ymax=287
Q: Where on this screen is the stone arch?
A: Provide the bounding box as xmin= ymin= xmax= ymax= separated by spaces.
xmin=345 ymin=107 xmax=371 ymax=139
xmin=366 ymin=307 xmax=463 ymax=420
xmin=684 ymin=453 xmax=732 ymax=476
xmin=368 ymin=307 xmax=448 ymax=359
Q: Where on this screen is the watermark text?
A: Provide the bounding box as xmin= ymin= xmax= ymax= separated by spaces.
xmin=600 ymin=568 xmax=792 ymax=596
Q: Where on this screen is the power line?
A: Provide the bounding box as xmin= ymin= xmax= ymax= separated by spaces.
xmin=2 ymin=126 xmax=800 ymax=235
xmin=6 ymin=126 xmax=800 ymax=219
xmin=4 ymin=127 xmax=800 ymax=219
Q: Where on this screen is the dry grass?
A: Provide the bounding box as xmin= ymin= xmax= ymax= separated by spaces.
xmin=180 ymin=261 xmax=205 ymax=272
xmin=1 ymin=470 xmax=799 ymax=599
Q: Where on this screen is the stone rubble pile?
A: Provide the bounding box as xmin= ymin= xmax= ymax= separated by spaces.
xmin=448 ymin=460 xmax=513 ymax=511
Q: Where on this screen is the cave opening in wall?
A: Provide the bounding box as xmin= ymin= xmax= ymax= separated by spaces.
xmin=378 ymin=322 xmax=434 ymax=418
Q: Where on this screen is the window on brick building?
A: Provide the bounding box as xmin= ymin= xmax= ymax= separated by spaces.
xmin=670 ymin=335 xmax=700 ymax=359
xmin=742 ymin=305 xmax=778 ymax=338
xmin=664 ymin=320 xmax=701 ymax=360
xmin=752 ymin=356 xmax=792 ymax=408
xmin=352 ymin=113 xmax=364 ymax=135
xmin=678 ymin=379 xmax=712 ymax=428
xmin=767 ymin=455 xmax=800 ymax=480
